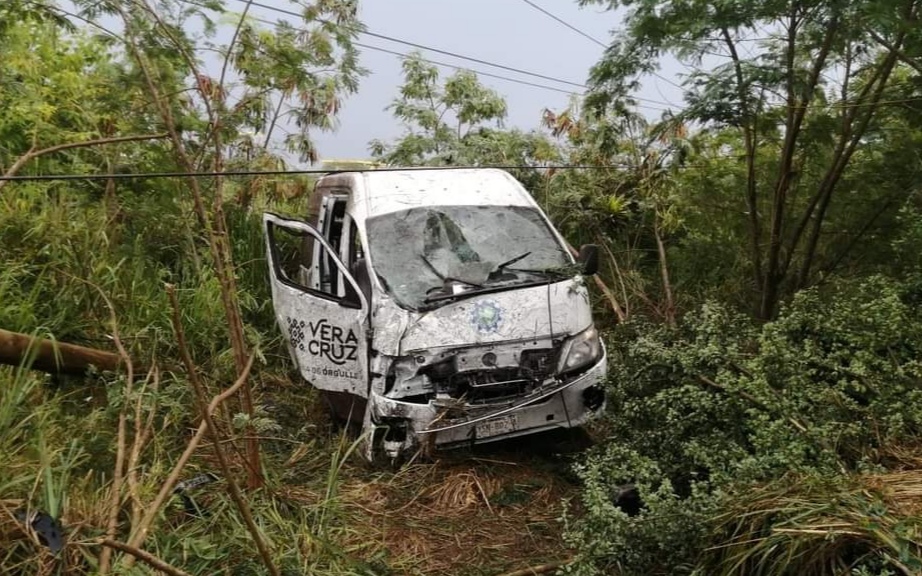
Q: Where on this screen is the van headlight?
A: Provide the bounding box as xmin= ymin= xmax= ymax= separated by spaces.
xmin=557 ymin=326 xmax=603 ymax=375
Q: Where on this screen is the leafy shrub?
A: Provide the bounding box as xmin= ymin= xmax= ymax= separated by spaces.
xmin=565 ymin=276 xmax=922 ymax=575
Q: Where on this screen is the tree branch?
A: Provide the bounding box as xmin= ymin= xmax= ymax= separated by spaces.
xmin=101 ymin=540 xmax=193 ymax=576
xmin=166 ymin=286 xmax=278 ymax=576
xmin=653 ymin=220 xmax=675 ymax=326
xmin=0 ymin=328 xmax=127 ymax=375
xmin=0 ymin=133 xmax=168 ymax=190
xmin=567 ymin=241 xmax=627 ymax=323
xmin=121 ymin=349 xmax=253 ymax=567
xmin=760 ymin=10 xmax=838 ymax=319
xmin=793 ymin=3 xmax=913 ymax=288
xmin=119 ymin=3 xmax=260 ymax=487
xmin=817 ymin=193 xmax=903 ymax=281
xmin=869 ymin=30 xmax=922 ymax=75
xmin=721 ymin=27 xmax=763 ymax=290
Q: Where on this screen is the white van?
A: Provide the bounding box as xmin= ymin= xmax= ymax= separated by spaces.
xmin=263 ymin=168 xmax=607 ymax=461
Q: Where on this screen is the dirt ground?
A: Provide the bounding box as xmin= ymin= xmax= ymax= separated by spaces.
xmin=260 ymin=373 xmax=596 ymax=576
xmin=339 ymin=430 xmax=592 ymax=575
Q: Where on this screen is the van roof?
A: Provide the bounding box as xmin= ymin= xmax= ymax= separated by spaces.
xmin=318 ymin=168 xmax=539 ymax=223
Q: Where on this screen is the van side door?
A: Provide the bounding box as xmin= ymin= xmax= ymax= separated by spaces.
xmin=263 ymin=212 xmax=369 ymax=396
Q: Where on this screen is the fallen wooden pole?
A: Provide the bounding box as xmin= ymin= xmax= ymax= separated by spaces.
xmin=0 ymin=328 xmax=125 ymax=375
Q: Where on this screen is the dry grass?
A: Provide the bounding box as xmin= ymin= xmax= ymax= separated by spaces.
xmin=699 ymin=468 xmax=922 ymax=576
xmin=0 ymin=368 xmax=586 ymax=576
xmin=262 ymin=373 xmax=586 ymax=575
xmin=334 ymin=454 xmax=579 ymax=576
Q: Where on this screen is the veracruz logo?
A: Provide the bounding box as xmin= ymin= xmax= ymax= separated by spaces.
xmin=286 ymin=317 xmax=358 ymax=366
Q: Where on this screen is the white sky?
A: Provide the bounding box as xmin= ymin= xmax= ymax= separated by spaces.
xmin=69 ymin=0 xmax=692 ymax=164
xmin=235 ymin=0 xmax=689 ymax=162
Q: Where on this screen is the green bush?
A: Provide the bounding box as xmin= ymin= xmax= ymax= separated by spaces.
xmin=564 ymin=275 xmax=922 ymax=575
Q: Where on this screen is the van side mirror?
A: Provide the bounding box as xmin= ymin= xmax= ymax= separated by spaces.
xmin=578 ymin=244 xmax=600 ymax=276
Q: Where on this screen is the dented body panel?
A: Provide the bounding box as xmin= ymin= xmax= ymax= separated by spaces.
xmin=264 ymin=168 xmax=607 ymax=461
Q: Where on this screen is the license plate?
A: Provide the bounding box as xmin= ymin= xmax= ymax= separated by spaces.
xmin=475 ymin=414 xmax=518 ymax=438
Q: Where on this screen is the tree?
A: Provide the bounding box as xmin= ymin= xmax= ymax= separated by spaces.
xmin=580 ymin=0 xmax=922 ymax=319
xmin=543 ymin=101 xmax=692 ymax=324
xmin=0 ymin=8 xmax=169 ymax=192
xmin=0 ymin=1 xmax=366 ymax=572
xmin=369 ymin=53 xmax=512 ymax=165
xmin=63 ymin=0 xmax=365 ymax=498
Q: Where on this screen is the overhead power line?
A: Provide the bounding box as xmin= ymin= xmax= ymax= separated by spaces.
xmin=516 ymin=0 xmax=685 ymax=93
xmin=213 ymin=0 xmax=672 ymax=111
xmin=518 ymin=0 xmax=607 ymax=47
xmin=184 ymin=0 xmax=587 ymax=99
xmin=354 ymin=42 xmax=578 ymax=96
xmin=233 ymin=0 xmax=588 ymax=90
xmin=0 ymin=165 xmax=633 ymax=183
xmin=178 ymin=0 xmax=584 ymax=99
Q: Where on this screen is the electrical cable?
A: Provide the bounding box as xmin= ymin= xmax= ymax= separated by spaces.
xmin=353 ymin=42 xmax=578 ymax=96
xmin=517 ymin=0 xmax=607 ymax=48
xmin=516 ymin=0 xmax=686 ymax=94
xmin=0 ymin=164 xmax=634 ymax=183
xmin=229 ymin=0 xmax=589 ymax=90
xmin=109 ymin=0 xmax=675 ymax=111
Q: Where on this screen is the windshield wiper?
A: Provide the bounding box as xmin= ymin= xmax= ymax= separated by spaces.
xmin=489 ymin=251 xmax=531 ymax=277
xmin=423 ymin=274 xmax=561 ymax=305
xmin=420 ymin=254 xmax=482 ymax=288
xmin=420 ymin=254 xmax=484 ymax=305
xmin=506 ymin=266 xmax=569 ymax=277
xmin=424 ymin=290 xmax=476 ymax=304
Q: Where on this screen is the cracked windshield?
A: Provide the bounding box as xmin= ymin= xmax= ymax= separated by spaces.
xmin=366 ymin=205 xmax=571 ymax=308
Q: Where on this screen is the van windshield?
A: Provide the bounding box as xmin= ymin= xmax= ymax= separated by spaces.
xmin=365 ymin=205 xmax=572 ymax=309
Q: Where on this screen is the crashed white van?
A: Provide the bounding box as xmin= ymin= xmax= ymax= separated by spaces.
xmin=263 ymin=168 xmax=607 ymax=461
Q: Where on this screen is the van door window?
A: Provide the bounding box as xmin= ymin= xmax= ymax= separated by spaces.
xmin=346 ymin=219 xmax=372 ymax=304
xmin=317 ymin=197 xmax=347 ymax=297
xmin=268 ymin=219 xmax=356 ymax=304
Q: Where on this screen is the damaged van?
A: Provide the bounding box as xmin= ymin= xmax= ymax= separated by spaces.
xmin=263 ymin=168 xmax=607 ymax=461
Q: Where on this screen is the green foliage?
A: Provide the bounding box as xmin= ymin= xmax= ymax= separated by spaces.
xmin=562 ymin=445 xmax=721 ymax=575
xmin=578 ymin=0 xmax=922 ymax=319
xmin=230 ymin=0 xmax=366 ymax=163
xmin=0 ymin=5 xmax=376 ymax=573
xmin=370 ymin=52 xmax=522 ymax=166
xmin=565 ymin=276 xmax=922 ymax=575
xmin=0 ymin=15 xmax=164 ymax=178
xmin=540 ymin=104 xmax=694 ymax=321
xmin=2 ymin=1 xmax=921 ymax=574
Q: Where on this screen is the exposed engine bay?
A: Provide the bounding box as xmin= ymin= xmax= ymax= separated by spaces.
xmin=383 ymin=338 xmax=562 ymax=405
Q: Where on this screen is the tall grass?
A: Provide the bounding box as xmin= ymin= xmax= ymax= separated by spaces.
xmin=0 ymin=357 xmax=88 ymax=573
xmin=697 ymin=473 xmax=922 ymax=576
xmin=0 ymin=175 xmax=579 ymax=575
xmin=0 ymin=177 xmax=399 ymax=574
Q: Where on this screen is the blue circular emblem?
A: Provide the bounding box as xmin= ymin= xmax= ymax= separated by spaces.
xmin=470 ymin=300 xmax=504 ymax=334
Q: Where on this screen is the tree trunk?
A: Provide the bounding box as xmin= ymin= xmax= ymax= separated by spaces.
xmin=0 ymin=328 xmax=127 ymax=375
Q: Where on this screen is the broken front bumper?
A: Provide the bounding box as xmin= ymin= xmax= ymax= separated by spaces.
xmin=369 ymin=354 xmax=607 ymax=457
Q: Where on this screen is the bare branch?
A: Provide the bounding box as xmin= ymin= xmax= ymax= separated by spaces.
xmin=121 ymin=353 xmax=254 ymax=566
xmin=100 ymin=540 xmax=193 ymax=576
xmin=0 ymin=133 xmax=169 ymax=191
xmin=166 ymin=285 xmax=278 ymax=576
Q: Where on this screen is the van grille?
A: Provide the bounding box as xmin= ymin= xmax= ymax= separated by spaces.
xmin=435 ymin=347 xmax=559 ymax=404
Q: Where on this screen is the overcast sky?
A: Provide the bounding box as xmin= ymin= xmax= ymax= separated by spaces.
xmin=241 ymin=0 xmax=688 ymax=163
